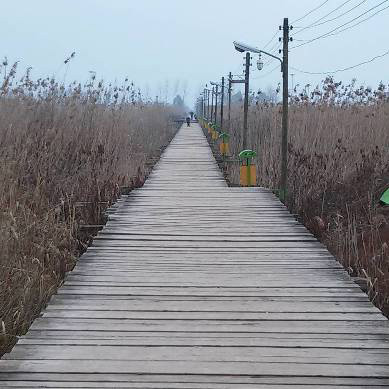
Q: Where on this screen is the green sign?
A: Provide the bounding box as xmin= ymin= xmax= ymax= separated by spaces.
xmin=380 ymin=188 xmax=389 ymax=205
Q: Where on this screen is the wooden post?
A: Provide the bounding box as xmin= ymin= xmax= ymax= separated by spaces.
xmin=206 ymin=88 xmax=210 ymax=120
xmin=228 ymin=72 xmax=232 ymax=128
xmin=214 ymin=85 xmax=218 ymax=126
xmin=243 ymin=52 xmax=250 ymax=150
xmin=220 ymin=77 xmax=225 ymax=131
xmin=210 ymin=87 xmax=214 ymax=124
xmin=203 ymin=89 xmax=206 ymax=118
xmin=280 ymin=17 xmax=289 ymax=202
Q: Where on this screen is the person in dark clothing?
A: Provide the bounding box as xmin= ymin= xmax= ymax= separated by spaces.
xmin=186 ymin=117 xmax=191 ymax=126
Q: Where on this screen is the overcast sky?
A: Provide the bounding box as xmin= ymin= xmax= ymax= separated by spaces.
xmin=1 ymin=0 xmax=388 ymax=107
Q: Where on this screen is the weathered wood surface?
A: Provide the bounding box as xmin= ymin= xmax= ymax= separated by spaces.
xmin=1 ymin=123 xmax=389 ymax=388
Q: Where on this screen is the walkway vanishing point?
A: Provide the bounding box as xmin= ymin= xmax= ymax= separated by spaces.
xmin=1 ymin=123 xmax=389 ymax=388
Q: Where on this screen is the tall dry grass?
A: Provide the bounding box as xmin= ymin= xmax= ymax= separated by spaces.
xmin=0 ymin=63 xmax=181 ymax=355
xmin=217 ymin=77 xmax=389 ymax=315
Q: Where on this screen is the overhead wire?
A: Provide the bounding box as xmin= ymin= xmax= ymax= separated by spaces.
xmin=251 ymin=64 xmax=281 ymax=80
xmin=291 ymin=0 xmax=330 ymax=24
xmin=231 ymin=2 xmax=388 ymax=86
xmin=266 ymin=41 xmax=281 ymax=55
xmin=262 ymin=30 xmax=280 ymax=50
xmin=291 ymin=0 xmax=389 ymax=49
xmin=290 ymin=49 xmax=389 ymax=75
xmin=292 ymin=0 xmax=366 ymax=36
xmin=322 ymin=4 xmax=389 ymax=39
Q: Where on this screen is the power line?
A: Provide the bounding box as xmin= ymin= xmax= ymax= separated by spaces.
xmin=291 ymin=1 xmax=389 ymax=49
xmin=251 ymin=64 xmax=281 ymax=80
xmin=323 ymin=4 xmax=389 ymax=38
xmin=264 ymin=57 xmax=276 ymax=67
xmin=262 ymin=30 xmax=280 ymax=50
xmin=290 ymin=49 xmax=389 ymax=75
xmin=266 ymin=40 xmax=280 ymax=54
xmin=291 ymin=0 xmax=330 ymax=24
xmin=292 ymin=0 xmax=366 ymax=36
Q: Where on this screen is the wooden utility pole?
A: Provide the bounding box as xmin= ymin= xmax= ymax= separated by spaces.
xmin=243 ymin=52 xmax=251 ymax=150
xmin=206 ymin=88 xmax=210 ymax=120
xmin=203 ymin=89 xmax=206 ymax=118
xmin=280 ymin=17 xmax=289 ymax=202
xmin=210 ymin=87 xmax=214 ymax=123
xmin=220 ymin=76 xmax=225 ymax=131
xmin=230 ymin=75 xmax=245 ymax=137
xmin=228 ymin=72 xmax=232 ymax=127
xmin=214 ymin=85 xmax=219 ymax=126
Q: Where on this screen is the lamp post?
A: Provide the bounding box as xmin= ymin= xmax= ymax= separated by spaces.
xmin=214 ymin=84 xmax=219 ymax=125
xmin=233 ymin=17 xmax=291 ymax=201
xmin=210 ymin=86 xmax=215 ymax=124
xmin=228 ymin=72 xmax=232 ymax=127
xmin=220 ymin=77 xmax=225 ymax=131
xmin=228 ymin=56 xmax=251 ymax=150
xmin=210 ymin=80 xmax=225 ymax=130
xmin=205 ymin=84 xmax=211 ymax=121
xmin=228 ymin=73 xmax=246 ymax=133
xmin=202 ymin=89 xmax=206 ymax=119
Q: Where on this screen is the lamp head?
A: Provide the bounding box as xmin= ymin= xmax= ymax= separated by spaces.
xmin=233 ymin=41 xmax=246 ymax=53
xmin=233 ymin=41 xmax=261 ymax=54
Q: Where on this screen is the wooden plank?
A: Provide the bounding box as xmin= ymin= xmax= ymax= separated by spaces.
xmin=2 ymin=359 xmax=389 ymax=377
xmin=1 ymin=123 xmax=388 ymax=385
xmin=56 ymin=286 xmax=367 ymax=296
xmin=40 ymin=310 xmax=386 ymax=321
xmin=1 ymin=383 xmax=388 ymax=389
xmin=46 ymin=299 xmax=380 ymax=312
xmin=28 ymin=318 xmax=389 ymax=335
xmin=18 ymin=336 xmax=389 ymax=349
xmin=1 ymin=374 xmax=389 ymax=387
xmin=5 ymin=345 xmax=389 ymax=364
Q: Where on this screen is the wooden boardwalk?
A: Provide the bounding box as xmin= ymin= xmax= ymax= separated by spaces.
xmin=1 ymin=123 xmax=389 ymax=388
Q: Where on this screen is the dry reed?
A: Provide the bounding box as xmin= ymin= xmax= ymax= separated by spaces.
xmin=219 ymin=77 xmax=389 ymax=315
xmin=0 ymin=63 xmax=181 ymax=355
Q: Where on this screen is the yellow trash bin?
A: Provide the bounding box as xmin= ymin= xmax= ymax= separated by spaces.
xmin=239 ymin=150 xmax=257 ymax=187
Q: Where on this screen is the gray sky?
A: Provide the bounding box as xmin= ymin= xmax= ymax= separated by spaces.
xmin=1 ymin=0 xmax=388 ymax=107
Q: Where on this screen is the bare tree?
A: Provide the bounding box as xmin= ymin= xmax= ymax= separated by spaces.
xmin=181 ymin=80 xmax=188 ymax=105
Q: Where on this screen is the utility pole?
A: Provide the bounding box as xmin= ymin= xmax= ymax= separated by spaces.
xmin=206 ymin=87 xmax=210 ymax=120
xmin=243 ymin=52 xmax=251 ymax=150
xmin=203 ymin=89 xmax=206 ymax=118
xmin=228 ymin=72 xmax=232 ymax=128
xmin=214 ymin=85 xmax=218 ymax=126
xmin=280 ymin=17 xmax=290 ymax=202
xmin=210 ymin=87 xmax=214 ymax=124
xmin=203 ymin=94 xmax=206 ymax=118
xmin=220 ymin=76 xmax=225 ymax=131
xmin=230 ymin=75 xmax=245 ymax=136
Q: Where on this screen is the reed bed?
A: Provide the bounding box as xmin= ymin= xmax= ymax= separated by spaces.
xmin=221 ymin=77 xmax=389 ymax=315
xmin=0 ymin=64 xmax=181 ymax=355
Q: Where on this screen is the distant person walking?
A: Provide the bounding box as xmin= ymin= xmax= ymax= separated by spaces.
xmin=186 ymin=117 xmax=191 ymax=127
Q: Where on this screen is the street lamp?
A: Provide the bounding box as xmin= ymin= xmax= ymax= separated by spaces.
xmin=210 ymin=81 xmax=220 ymax=126
xmin=204 ymin=84 xmax=211 ymax=121
xmin=233 ymin=41 xmax=283 ymax=71
xmin=232 ymin=18 xmax=290 ymax=201
xmin=210 ymin=79 xmax=226 ymax=130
